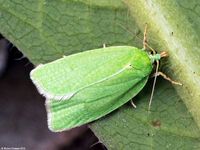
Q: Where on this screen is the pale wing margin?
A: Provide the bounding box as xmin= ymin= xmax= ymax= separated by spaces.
xmin=30 ymin=62 xmax=134 ymax=100
xmin=46 ymin=76 xmax=149 ymax=132
xmin=30 ymin=65 xmax=75 ymax=100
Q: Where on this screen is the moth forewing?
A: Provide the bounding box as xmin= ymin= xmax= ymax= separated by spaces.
xmin=30 ymin=46 xmax=153 ymax=132
xmin=30 ymin=46 xmax=152 ymax=100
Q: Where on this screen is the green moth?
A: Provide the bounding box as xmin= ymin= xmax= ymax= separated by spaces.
xmin=30 ymin=46 xmax=169 ymax=132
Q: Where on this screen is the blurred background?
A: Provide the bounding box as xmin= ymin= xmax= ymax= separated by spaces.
xmin=0 ymin=36 xmax=107 ymax=150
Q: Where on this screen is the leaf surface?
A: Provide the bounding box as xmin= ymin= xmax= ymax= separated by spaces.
xmin=0 ymin=0 xmax=139 ymax=63
xmin=124 ymin=0 xmax=200 ymax=130
xmin=0 ymin=0 xmax=200 ymax=149
xmin=91 ymin=79 xmax=200 ymax=149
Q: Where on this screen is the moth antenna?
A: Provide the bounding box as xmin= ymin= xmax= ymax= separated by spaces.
xmin=116 ymin=22 xmax=144 ymax=43
xmin=148 ymin=60 xmax=159 ymax=111
xmin=89 ymin=141 xmax=103 ymax=149
xmin=143 ymin=23 xmax=148 ymax=50
xmin=146 ymin=43 xmax=156 ymax=54
xmin=142 ymin=24 xmax=156 ymax=54
xmin=116 ymin=22 xmax=160 ymax=54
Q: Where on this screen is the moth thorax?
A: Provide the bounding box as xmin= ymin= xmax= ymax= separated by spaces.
xmin=149 ymin=54 xmax=161 ymax=63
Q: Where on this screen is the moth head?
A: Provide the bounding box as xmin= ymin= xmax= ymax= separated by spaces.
xmin=149 ymin=51 xmax=168 ymax=64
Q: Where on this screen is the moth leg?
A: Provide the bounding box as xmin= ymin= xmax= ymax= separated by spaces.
xmin=89 ymin=141 xmax=103 ymax=149
xmin=130 ymin=100 xmax=137 ymax=108
xmin=142 ymin=24 xmax=158 ymax=54
xmin=143 ymin=23 xmax=148 ymax=50
xmin=153 ymin=72 xmax=182 ymax=85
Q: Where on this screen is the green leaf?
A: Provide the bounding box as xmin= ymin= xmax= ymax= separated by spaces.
xmin=91 ymin=79 xmax=200 ymax=149
xmin=0 ymin=0 xmax=140 ymax=63
xmin=124 ymin=0 xmax=200 ymax=132
xmin=0 ymin=0 xmax=200 ymax=149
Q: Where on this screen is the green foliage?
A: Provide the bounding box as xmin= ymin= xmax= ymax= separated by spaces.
xmin=124 ymin=0 xmax=200 ymax=135
xmin=0 ymin=0 xmax=200 ymax=149
xmin=91 ymin=79 xmax=200 ymax=149
xmin=0 ymin=0 xmax=139 ymax=63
